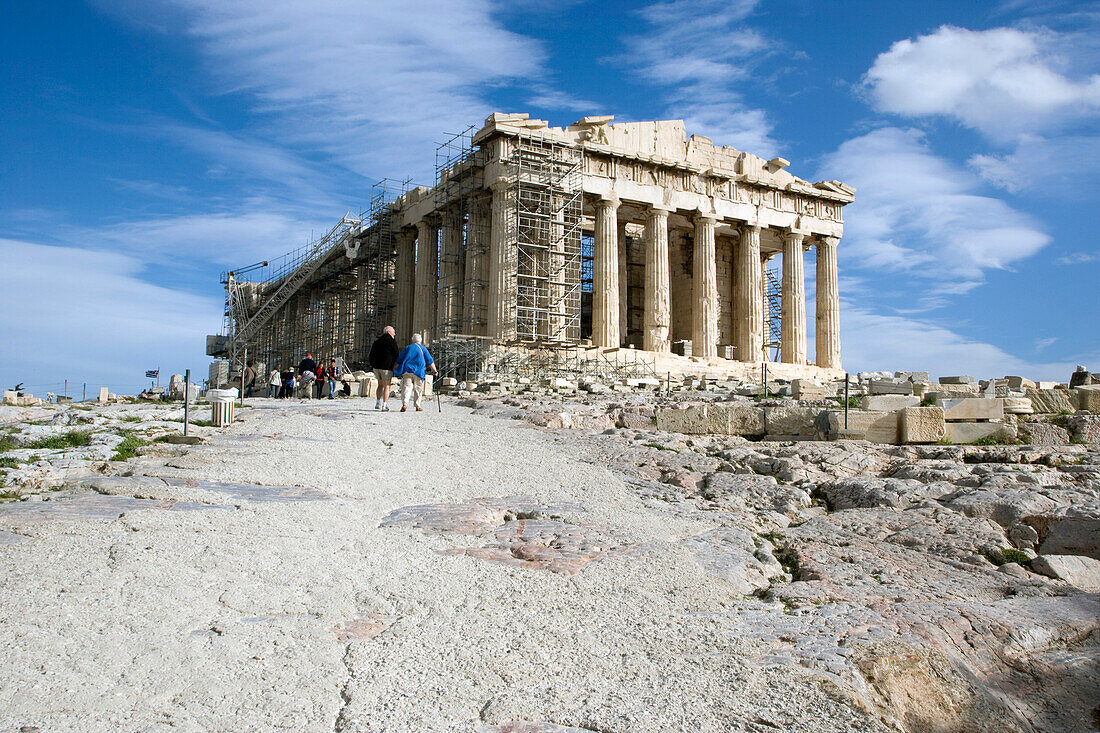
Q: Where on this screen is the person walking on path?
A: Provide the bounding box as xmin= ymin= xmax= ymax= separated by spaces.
xmin=368 ymin=326 xmax=399 ymax=411
xmin=394 ymin=333 xmax=437 ymax=412
xmin=268 ymin=367 xmax=281 ymax=399
xmin=328 ymin=358 xmax=342 ymax=399
xmin=243 ymin=361 xmax=257 ymax=399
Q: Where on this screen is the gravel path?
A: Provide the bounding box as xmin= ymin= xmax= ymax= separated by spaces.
xmin=0 ymin=400 xmax=890 ymax=732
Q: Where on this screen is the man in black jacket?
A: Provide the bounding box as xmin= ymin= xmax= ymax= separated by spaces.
xmin=297 ymin=353 xmax=317 ymax=399
xmin=368 ymin=327 xmax=399 ymax=411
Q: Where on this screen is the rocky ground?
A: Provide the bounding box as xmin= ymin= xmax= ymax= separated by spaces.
xmin=0 ymin=395 xmax=1097 ymax=732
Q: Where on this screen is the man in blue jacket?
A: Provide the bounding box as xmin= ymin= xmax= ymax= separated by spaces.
xmin=394 ymin=333 xmax=437 ymax=412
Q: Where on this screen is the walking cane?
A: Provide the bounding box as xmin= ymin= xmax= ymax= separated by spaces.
xmin=437 ymin=391 xmax=442 ymax=413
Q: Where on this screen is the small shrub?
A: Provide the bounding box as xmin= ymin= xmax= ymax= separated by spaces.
xmin=119 ymin=415 xmax=142 ymax=423
xmin=920 ymin=394 xmax=937 ymax=407
xmin=112 ymin=432 xmax=148 ymax=461
xmin=983 ymin=547 xmax=1032 ymax=566
xmin=971 ymin=434 xmax=1017 ymax=446
xmin=0 ymin=456 xmax=19 ymax=469
xmin=27 ymin=431 xmax=92 ymax=450
xmin=0 ymin=436 xmax=16 ymax=453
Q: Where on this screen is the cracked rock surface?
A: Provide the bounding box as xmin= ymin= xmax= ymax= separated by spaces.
xmin=1 ymin=397 xmax=1097 ymax=732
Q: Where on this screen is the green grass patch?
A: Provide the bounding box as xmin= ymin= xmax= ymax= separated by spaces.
xmin=0 ymin=436 xmax=16 ymax=453
xmin=983 ymin=547 xmax=1033 ymax=566
xmin=971 ymin=434 xmax=1017 ymax=446
xmin=112 ymin=431 xmax=148 ymax=461
xmin=26 ymin=431 xmax=93 ymax=450
xmin=119 ymin=415 xmax=142 ymax=423
xmin=0 ymin=456 xmax=20 ymax=469
xmin=0 ymin=488 xmax=20 ymax=500
xmin=920 ymin=394 xmax=937 ymax=407
xmin=641 ymin=441 xmax=678 ymax=452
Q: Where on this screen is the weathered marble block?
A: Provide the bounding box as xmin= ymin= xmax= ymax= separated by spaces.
xmin=900 ymin=406 xmax=946 ymax=444
xmin=945 ymin=421 xmax=1014 ymax=444
xmin=867 ymin=379 xmax=914 ymax=395
xmin=826 ymin=409 xmax=899 ymax=444
xmin=1075 ymin=384 xmax=1100 ymax=412
xmin=939 ymin=397 xmax=1004 ymax=421
xmin=861 ymin=395 xmax=919 ymax=412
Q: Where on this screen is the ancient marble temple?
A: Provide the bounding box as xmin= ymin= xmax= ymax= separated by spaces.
xmin=217 ymin=113 xmax=854 ymax=375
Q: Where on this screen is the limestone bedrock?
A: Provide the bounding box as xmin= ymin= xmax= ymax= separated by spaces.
xmin=0 ymin=398 xmax=1097 ymax=732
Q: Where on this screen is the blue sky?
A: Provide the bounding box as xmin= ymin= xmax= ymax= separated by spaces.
xmin=2 ymin=0 xmax=1098 ymax=394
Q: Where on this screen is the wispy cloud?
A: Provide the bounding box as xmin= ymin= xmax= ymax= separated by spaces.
xmin=817 ymin=127 xmax=1050 ymax=300
xmin=0 ymin=238 xmax=222 ymax=391
xmin=96 ymin=0 xmax=548 ymax=182
xmin=621 ymin=0 xmax=778 ymax=156
xmin=1056 ymin=251 xmax=1100 ymax=265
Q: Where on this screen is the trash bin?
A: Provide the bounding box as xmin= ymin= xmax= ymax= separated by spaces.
xmin=207 ymin=388 xmax=238 ymax=427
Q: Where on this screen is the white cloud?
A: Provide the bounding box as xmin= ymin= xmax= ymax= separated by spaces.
xmin=126 ymin=0 xmax=546 ymax=182
xmin=1056 ymin=251 xmax=1100 ymax=265
xmin=835 ymin=304 xmax=1083 ymax=382
xmin=0 ymin=239 xmax=222 ymax=392
xmin=817 ymin=127 xmax=1050 ymax=293
xmin=968 ymin=133 xmax=1100 ymax=196
xmin=863 ymin=25 xmax=1100 ymax=140
xmin=623 ymin=0 xmax=778 ymax=156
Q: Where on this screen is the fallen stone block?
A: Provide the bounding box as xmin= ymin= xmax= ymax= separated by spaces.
xmin=895 ymin=371 xmax=930 ymax=383
xmin=867 ymin=379 xmax=914 ymax=395
xmin=1066 ymin=414 xmax=1100 ymax=444
xmin=825 ymin=410 xmax=899 ymax=444
xmin=655 ymin=403 xmax=764 ymax=435
xmin=1074 ymin=384 xmax=1100 ymax=412
xmin=940 ymin=397 xmax=1004 ymax=421
xmin=3 ymin=390 xmax=17 ymax=406
xmin=939 ymin=375 xmax=976 ymax=384
xmin=1017 ymin=422 xmax=1070 ymax=446
xmin=945 ymin=421 xmax=1015 ymax=444
xmin=1030 ymin=554 xmax=1100 ymax=592
xmin=1025 ymin=387 xmax=1076 ymax=414
xmin=900 ymin=406 xmax=946 ymax=444
xmin=1005 ymin=376 xmax=1036 ymax=390
xmin=926 ymin=382 xmax=980 ymax=398
xmin=791 ymin=378 xmax=832 ymax=400
xmin=98 ymin=387 xmax=109 ymax=403
xmin=861 ymin=395 xmax=919 ymax=412
xmin=762 ymin=404 xmax=821 ymax=439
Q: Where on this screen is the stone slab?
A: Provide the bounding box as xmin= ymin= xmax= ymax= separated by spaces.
xmin=1031 ymin=554 xmax=1100 ymax=592
xmin=939 ymin=375 xmax=976 ymax=384
xmin=826 ymin=410 xmax=899 ymax=444
xmin=861 ymin=395 xmax=919 ymax=412
xmin=867 ymin=379 xmax=914 ymax=395
xmin=1074 ymin=384 xmax=1100 ymax=412
xmin=945 ymin=421 xmax=1013 ymax=444
xmin=900 ymin=406 xmax=946 ymax=444
xmin=926 ymin=383 xmax=980 ymax=398
xmin=940 ymin=397 xmax=1004 ymax=421
xmin=1025 ymin=387 xmax=1076 ymax=415
xmin=1005 ymin=376 xmax=1036 ymax=390
xmin=655 ymin=403 xmax=765 ymax=436
xmin=98 ymin=387 xmax=109 ymax=403
xmin=790 ymin=379 xmax=833 ymax=400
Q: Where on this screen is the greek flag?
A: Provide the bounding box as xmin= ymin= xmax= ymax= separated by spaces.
xmin=145 ymin=370 xmax=159 ymax=378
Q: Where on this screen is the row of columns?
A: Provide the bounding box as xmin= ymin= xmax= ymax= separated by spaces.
xmin=590 ymin=198 xmax=840 ymax=368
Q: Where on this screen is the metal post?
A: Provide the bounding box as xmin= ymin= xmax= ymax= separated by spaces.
xmin=64 ymin=379 xmax=67 ymax=399
xmin=763 ymin=362 xmax=768 ymax=399
xmin=240 ymin=347 xmax=247 ymax=406
xmin=82 ymin=383 xmax=86 ymax=402
xmin=844 ymin=372 xmax=850 ymax=430
xmin=184 ymin=369 xmax=191 ymax=437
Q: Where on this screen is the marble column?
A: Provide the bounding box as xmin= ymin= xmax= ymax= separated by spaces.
xmin=643 ymin=206 xmax=671 ymax=352
xmin=394 ymin=227 xmax=416 ymax=341
xmin=463 ymin=194 xmax=489 ymax=335
xmin=487 ymin=180 xmax=516 ymax=341
xmin=692 ymin=214 xmax=718 ymax=358
xmin=736 ymin=224 xmax=763 ymax=362
xmin=439 ymin=207 xmax=464 ymax=336
xmin=816 ymin=236 xmax=841 ymax=369
xmin=617 ymin=220 xmax=628 ymax=345
xmin=592 ymin=196 xmax=620 ymax=348
xmin=413 ymin=218 xmax=438 ymax=343
xmin=781 ymin=232 xmax=807 ymax=364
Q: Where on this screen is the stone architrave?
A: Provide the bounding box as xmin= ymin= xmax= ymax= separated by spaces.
xmin=487 ymin=180 xmax=516 ymax=341
xmin=781 ymin=232 xmax=807 ymax=364
xmin=413 ymin=218 xmax=438 ymax=342
xmin=644 ymin=206 xmax=671 ymax=352
xmin=692 ymin=214 xmax=718 ymax=358
xmin=736 ymin=224 xmax=763 ymax=362
xmin=592 ymin=196 xmax=621 ymax=348
xmin=816 ymin=236 xmax=841 ymax=369
xmin=394 ymin=228 xmax=416 ymax=340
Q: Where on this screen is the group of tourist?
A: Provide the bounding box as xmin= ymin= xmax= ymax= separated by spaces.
xmin=246 ymin=327 xmax=437 ymax=412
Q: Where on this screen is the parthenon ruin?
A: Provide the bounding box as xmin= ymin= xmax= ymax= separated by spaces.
xmin=211 ymin=113 xmax=854 ymax=380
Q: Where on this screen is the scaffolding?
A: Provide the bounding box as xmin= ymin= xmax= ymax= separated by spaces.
xmin=218 ymin=181 xmax=406 ymax=378
xmin=432 ymin=335 xmax=657 ymax=384
xmin=435 ymin=126 xmax=488 ymax=338
xmin=510 ymin=133 xmax=583 ymax=343
xmin=765 ymin=267 xmax=782 ymax=361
